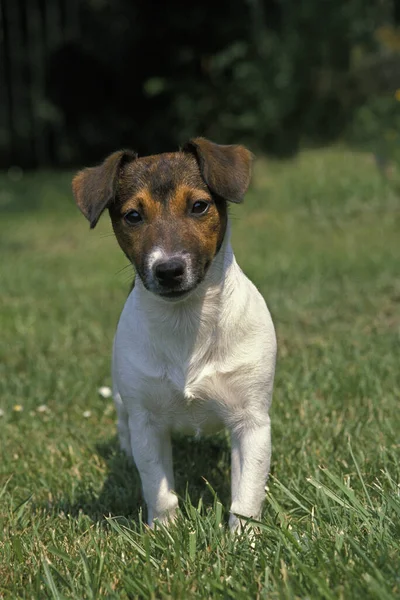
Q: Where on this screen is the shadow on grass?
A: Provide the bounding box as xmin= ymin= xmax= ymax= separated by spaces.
xmin=49 ymin=434 xmax=231 ymax=524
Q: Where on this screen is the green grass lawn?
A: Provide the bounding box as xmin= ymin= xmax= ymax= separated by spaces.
xmin=1 ymin=147 xmax=399 ymax=599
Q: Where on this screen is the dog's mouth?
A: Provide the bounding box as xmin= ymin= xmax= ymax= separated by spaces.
xmin=136 ymin=270 xmax=201 ymax=301
xmin=158 ymin=289 xmax=192 ymax=301
xmin=155 ymin=268 xmax=210 ymax=301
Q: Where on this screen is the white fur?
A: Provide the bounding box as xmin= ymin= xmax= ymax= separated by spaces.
xmin=112 ymin=228 xmax=277 ymax=529
xmin=146 ymin=247 xmax=165 ymax=271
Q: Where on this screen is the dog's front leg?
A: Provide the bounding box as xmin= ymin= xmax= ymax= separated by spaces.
xmin=229 ymin=416 xmax=271 ymax=531
xmin=128 ymin=414 xmax=177 ymax=527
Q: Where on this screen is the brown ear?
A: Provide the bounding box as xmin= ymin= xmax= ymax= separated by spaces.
xmin=182 ymin=137 xmax=253 ymax=203
xmin=72 ymin=150 xmax=137 ymax=228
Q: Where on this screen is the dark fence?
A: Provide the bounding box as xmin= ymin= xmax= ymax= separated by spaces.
xmin=0 ymin=0 xmax=259 ymax=169
xmin=1 ymin=0 xmax=399 ymax=169
xmin=0 ymin=0 xmax=81 ymax=167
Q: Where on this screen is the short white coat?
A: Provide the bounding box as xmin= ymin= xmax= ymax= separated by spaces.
xmin=112 ymin=229 xmax=276 ymax=529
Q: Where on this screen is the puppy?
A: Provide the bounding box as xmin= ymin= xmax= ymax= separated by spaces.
xmin=72 ymin=138 xmax=276 ymax=530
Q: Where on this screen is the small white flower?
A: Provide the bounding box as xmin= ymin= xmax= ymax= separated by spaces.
xmin=98 ymin=386 xmax=112 ymax=399
xmin=0 ymin=409 xmax=4 ymax=417
xmin=36 ymin=404 xmax=48 ymax=413
xmin=83 ymin=410 xmax=92 ymax=418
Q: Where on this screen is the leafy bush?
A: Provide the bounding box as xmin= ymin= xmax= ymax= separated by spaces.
xmin=348 ymin=94 xmax=400 ymax=160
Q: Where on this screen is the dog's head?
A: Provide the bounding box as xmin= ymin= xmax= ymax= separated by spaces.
xmin=72 ymin=138 xmax=253 ymax=300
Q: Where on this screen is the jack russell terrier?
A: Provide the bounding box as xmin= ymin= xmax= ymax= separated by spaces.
xmin=72 ymin=138 xmax=276 ymax=531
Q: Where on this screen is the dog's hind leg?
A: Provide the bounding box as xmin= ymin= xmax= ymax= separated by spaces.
xmin=113 ymin=391 xmax=132 ymax=457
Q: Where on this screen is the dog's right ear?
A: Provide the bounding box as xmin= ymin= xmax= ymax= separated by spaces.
xmin=72 ymin=150 xmax=137 ymax=228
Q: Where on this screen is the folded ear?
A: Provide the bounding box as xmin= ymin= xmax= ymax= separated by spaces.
xmin=182 ymin=137 xmax=253 ymax=203
xmin=72 ymin=150 xmax=137 ymax=228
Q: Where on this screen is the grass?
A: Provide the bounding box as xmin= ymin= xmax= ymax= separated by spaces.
xmin=0 ymin=147 xmax=399 ymax=599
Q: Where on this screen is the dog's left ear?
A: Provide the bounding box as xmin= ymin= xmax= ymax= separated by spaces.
xmin=72 ymin=150 xmax=137 ymax=228
xmin=183 ymin=137 xmax=253 ymax=203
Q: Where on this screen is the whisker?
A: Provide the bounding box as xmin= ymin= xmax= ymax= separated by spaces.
xmin=115 ymin=263 xmax=134 ymax=276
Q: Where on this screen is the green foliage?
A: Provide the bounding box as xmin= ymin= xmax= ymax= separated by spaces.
xmin=154 ymin=0 xmax=390 ymax=155
xmin=346 ymin=23 xmax=400 ymax=169
xmin=1 ymin=148 xmax=400 ymax=597
xmin=2 ymin=0 xmax=398 ymax=166
xmin=348 ymin=95 xmax=400 ymax=171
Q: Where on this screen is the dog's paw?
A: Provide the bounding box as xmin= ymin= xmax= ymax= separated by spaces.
xmin=229 ymin=513 xmax=248 ymax=533
xmin=148 ymin=494 xmax=179 ymax=528
xmin=151 ymin=510 xmax=178 ymax=529
xmin=229 ymin=512 xmax=260 ymax=539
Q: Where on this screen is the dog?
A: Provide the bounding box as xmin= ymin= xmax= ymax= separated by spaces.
xmin=72 ymin=138 xmax=276 ymax=531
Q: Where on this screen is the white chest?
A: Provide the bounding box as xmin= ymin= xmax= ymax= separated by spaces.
xmin=112 ymin=252 xmax=276 ymax=436
xmin=118 ymin=343 xmax=225 ymax=434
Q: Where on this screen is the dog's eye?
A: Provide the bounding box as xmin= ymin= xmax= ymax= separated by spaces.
xmin=192 ymin=200 xmax=210 ymax=215
xmin=124 ymin=210 xmax=142 ymax=225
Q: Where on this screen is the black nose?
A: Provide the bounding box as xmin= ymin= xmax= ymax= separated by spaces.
xmin=154 ymin=258 xmax=186 ymax=287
